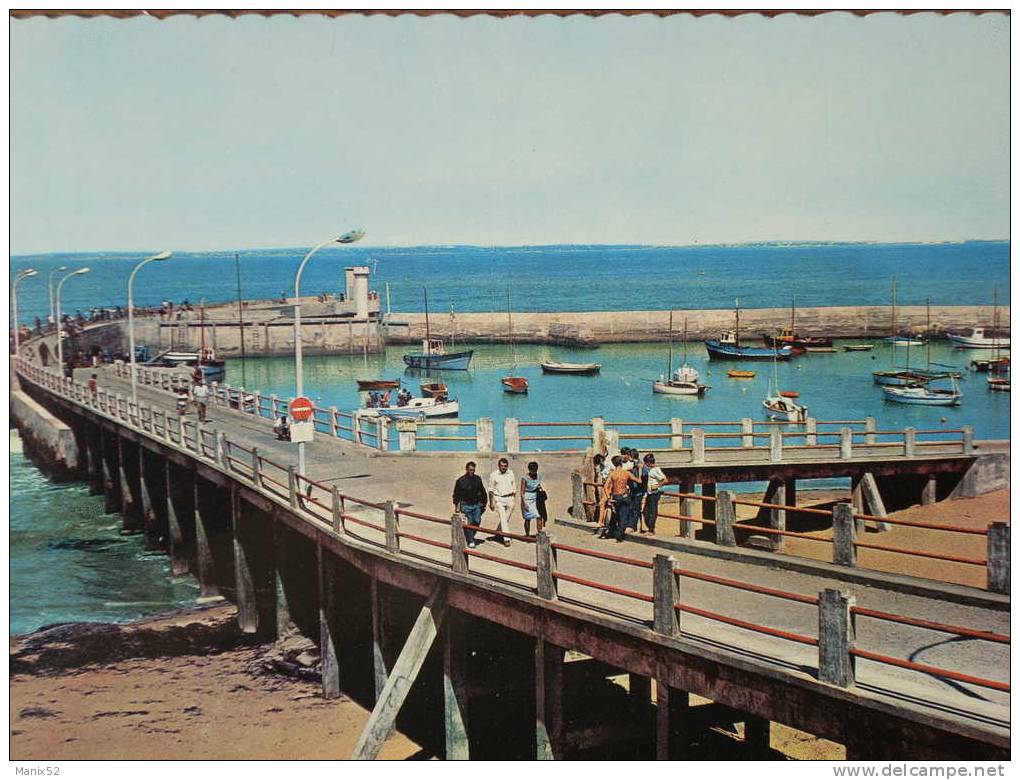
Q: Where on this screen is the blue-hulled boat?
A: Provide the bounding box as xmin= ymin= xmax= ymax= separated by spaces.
xmin=402 ymin=287 xmax=473 ymax=371
xmin=706 ymin=330 xmax=794 ymax=361
xmin=403 ymin=339 xmax=474 ymax=370
xmin=882 ymin=377 xmax=962 ymax=406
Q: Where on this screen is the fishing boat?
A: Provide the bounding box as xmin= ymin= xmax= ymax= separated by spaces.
xmin=706 ymin=299 xmax=794 ymax=361
xmin=843 ymin=344 xmax=875 ymax=352
xmin=501 ymin=287 xmax=528 ymax=393
xmin=356 ymin=395 xmax=460 ymax=419
xmin=970 ymin=357 xmax=1010 ymax=373
xmin=882 ymin=376 xmax=962 ymax=406
xmin=420 ymin=381 xmax=449 ymax=399
xmin=761 ymin=299 xmax=833 ymax=351
xmin=727 ymin=370 xmax=756 ymax=379
xmin=652 ymin=312 xmax=708 ymax=397
xmin=873 ymin=297 xmax=954 ymax=385
xmin=947 ymin=328 xmax=1010 ymax=349
xmin=540 ymin=361 xmax=601 ymax=375
xmin=804 ymin=346 xmax=838 ymax=353
xmin=402 ymin=288 xmax=474 ymax=370
xmin=148 ymin=348 xmax=226 ymax=383
xmin=987 ymin=376 xmax=1010 ymax=392
xmin=357 ymin=379 xmax=400 ymax=391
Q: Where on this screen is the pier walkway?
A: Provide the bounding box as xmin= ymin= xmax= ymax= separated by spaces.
xmin=11 ymin=356 xmax=1010 ymax=759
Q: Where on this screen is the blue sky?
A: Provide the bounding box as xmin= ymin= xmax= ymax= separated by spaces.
xmin=9 ymin=12 xmax=1009 ymax=253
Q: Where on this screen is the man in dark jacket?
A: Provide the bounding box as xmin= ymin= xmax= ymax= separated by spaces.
xmin=452 ymin=461 xmax=488 ymax=548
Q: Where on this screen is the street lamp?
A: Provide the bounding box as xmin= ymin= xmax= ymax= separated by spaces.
xmin=127 ymin=250 xmax=173 ymax=405
xmin=293 ymin=228 xmax=365 ymax=473
xmin=55 ymin=267 xmax=91 ymax=371
xmin=12 ymin=268 xmax=38 ymax=354
xmin=48 ymin=265 xmax=68 ymax=328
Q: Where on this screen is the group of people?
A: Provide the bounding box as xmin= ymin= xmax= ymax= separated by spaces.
xmin=174 ymin=369 xmax=211 ymax=423
xmin=591 ymin=448 xmax=670 ymax=543
xmin=452 ymin=458 xmax=548 ymax=549
xmin=366 ymin=388 xmax=414 ymax=408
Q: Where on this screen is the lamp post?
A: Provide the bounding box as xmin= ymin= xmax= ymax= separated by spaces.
xmin=127 ymin=250 xmax=173 ymax=405
xmin=48 ymin=265 xmax=68 ymax=328
xmin=55 ymin=267 xmax=91 ymax=371
xmin=293 ymin=229 xmax=365 ymax=474
xmin=12 ymin=268 xmax=38 ymax=354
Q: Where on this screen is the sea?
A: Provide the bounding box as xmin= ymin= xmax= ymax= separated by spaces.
xmin=8 ymin=242 xmax=1012 ymax=634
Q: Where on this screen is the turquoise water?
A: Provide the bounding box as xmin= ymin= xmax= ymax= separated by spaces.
xmin=9 ymin=436 xmax=199 ymax=636
xmin=227 ymin=339 xmax=1009 ymax=450
xmin=10 ymin=241 xmax=1010 ymax=324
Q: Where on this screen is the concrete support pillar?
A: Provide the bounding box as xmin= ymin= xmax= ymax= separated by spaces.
xmin=715 ymin=490 xmax=736 ymax=547
xmin=805 ymin=417 xmax=817 ymax=446
xmin=921 ymin=474 xmax=937 ymax=506
xmin=384 ymin=500 xmax=399 ymax=553
xmin=655 ymin=681 xmax=690 ymax=760
xmin=769 ymin=428 xmax=782 ymax=462
xmin=653 ymin=554 xmax=680 ymax=636
xmin=741 ymin=417 xmax=753 ymax=448
xmin=370 ymin=577 xmax=389 ymax=701
xmin=839 ymin=427 xmax=853 ymax=460
xmin=138 ymin=448 xmax=162 ymax=550
xmin=274 ymin=518 xmax=293 ymax=639
xmin=318 ymin=542 xmax=341 ymax=699
xmin=850 ymin=474 xmax=864 ymax=515
xmin=669 ymin=418 xmax=683 ymax=450
xmin=165 ymin=460 xmax=191 ymax=576
xmin=450 ymin=513 xmax=468 ymax=575
xmin=701 ymin=481 xmax=716 ymax=522
xmin=504 ymin=418 xmax=520 ymax=454
xmin=786 ymin=477 xmax=797 ymax=510
xmin=903 ymin=426 xmax=916 ymax=458
xmin=832 ymin=503 xmax=857 ymax=567
xmin=987 ymin=523 xmax=1010 ymax=595
xmin=571 ymin=470 xmax=585 ymax=521
xmin=377 ymin=416 xmax=390 ymax=451
xmin=864 ymin=416 xmax=877 ymax=445
xmin=100 ymin=427 xmax=121 ymax=514
xmin=962 ymin=425 xmax=974 ymax=453
xmin=443 ymin=611 xmax=470 ymax=760
xmin=767 ymin=480 xmax=786 ymax=553
xmin=604 ymin=427 xmax=620 ymax=456
xmin=86 ymin=424 xmax=103 ymax=495
xmin=193 ymin=476 xmax=221 ymax=600
xmin=397 ymin=421 xmax=417 ymax=452
xmin=692 ymin=428 xmax=705 ymax=463
xmin=818 ymin=588 xmax=855 ymax=687
xmin=476 ymin=417 xmax=493 ymax=454
xmin=117 ymin=436 xmax=142 ymax=533
xmin=535 ymin=641 xmax=565 ymax=760
xmin=745 ymin=716 xmax=771 ymax=757
xmin=536 ymin=531 xmax=557 ymax=600
xmin=591 ymin=416 xmax=605 ymax=452
xmin=678 ymin=481 xmax=695 ymax=539
xmin=629 ymin=673 xmax=651 ymax=704
xmin=231 ymin=487 xmax=258 ymax=634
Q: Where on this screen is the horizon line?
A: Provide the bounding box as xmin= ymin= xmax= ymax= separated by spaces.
xmin=9 ymin=237 xmax=1011 ymax=259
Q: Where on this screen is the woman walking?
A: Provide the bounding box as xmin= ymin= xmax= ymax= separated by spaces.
xmin=521 ymin=461 xmax=545 ymax=536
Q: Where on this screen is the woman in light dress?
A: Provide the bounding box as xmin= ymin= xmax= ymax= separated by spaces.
xmin=520 ymin=460 xmax=546 ymax=537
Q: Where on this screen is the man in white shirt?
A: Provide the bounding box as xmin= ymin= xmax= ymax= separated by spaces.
xmin=487 ymin=457 xmax=517 ymax=547
xmin=192 ymin=380 xmax=210 ymax=423
xmin=641 ymin=453 xmax=670 ymax=534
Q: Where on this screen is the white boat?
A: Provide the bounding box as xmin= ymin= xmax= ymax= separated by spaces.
xmin=652 ymin=312 xmax=708 ymax=397
xmin=882 ymin=377 xmax=962 ymax=406
xmin=356 ymin=396 xmax=460 ymax=419
xmin=653 ymin=364 xmax=707 ymax=396
xmin=763 ymin=394 xmax=808 ymax=422
xmin=987 ymin=376 xmax=1010 ymax=392
xmin=946 ymin=328 xmax=1010 ymax=350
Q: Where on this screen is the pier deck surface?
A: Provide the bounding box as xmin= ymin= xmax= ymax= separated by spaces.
xmin=74 ymin=366 xmax=1011 ymax=740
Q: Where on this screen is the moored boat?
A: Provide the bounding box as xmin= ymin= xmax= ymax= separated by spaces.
xmin=706 ymin=331 xmax=794 ymax=361
xmin=356 ymin=395 xmax=460 ymax=419
xmin=970 ymin=357 xmax=1010 ymax=373
xmin=652 ymin=312 xmax=708 ymax=397
xmin=402 ymin=287 xmax=474 ymax=370
xmin=502 ymin=377 xmax=529 ymax=394
xmin=148 ymin=349 xmax=226 ymax=383
xmin=727 ymin=370 xmax=756 ymax=378
xmin=357 ymin=379 xmax=400 ymax=391
xmin=420 ymin=382 xmax=449 ymax=398
xmin=540 ymin=361 xmax=601 ymax=375
xmin=843 ymin=344 xmax=875 ymax=351
xmin=882 ymin=378 xmax=962 ymax=406
xmin=987 ymin=376 xmax=1010 ymax=392
xmin=947 ymin=328 xmax=1011 ymax=350
xmin=501 ymin=287 xmax=529 ymax=394
xmin=763 ymin=394 xmax=808 ymax=422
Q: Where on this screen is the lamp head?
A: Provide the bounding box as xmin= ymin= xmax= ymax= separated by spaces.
xmin=151 ymin=250 xmax=172 ymax=261
xmin=337 ymin=229 xmax=365 ymax=245
xmin=74 ymin=267 xmax=91 ymax=276
xmin=18 ymin=268 xmax=38 ymax=279
xmin=55 ymin=265 xmax=68 ymax=272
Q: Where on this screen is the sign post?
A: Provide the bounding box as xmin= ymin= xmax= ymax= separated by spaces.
xmin=290 ymin=396 xmax=315 ymax=444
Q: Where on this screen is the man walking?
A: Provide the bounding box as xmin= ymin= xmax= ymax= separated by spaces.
xmin=192 ymin=378 xmax=210 ymax=423
xmin=453 ymin=461 xmax=487 ymax=549
xmin=603 ymin=455 xmax=642 ymax=543
xmin=487 ymin=457 xmax=517 ymax=547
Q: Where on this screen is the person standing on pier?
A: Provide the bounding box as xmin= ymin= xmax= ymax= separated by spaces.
xmin=641 ymin=454 xmax=670 ymax=535
xmin=453 ymin=461 xmax=487 ymax=549
xmin=192 ymin=378 xmax=210 ymax=423
xmin=488 ymin=458 xmax=517 ymax=547
xmin=603 ymin=455 xmax=642 ymax=543
xmin=520 ymin=460 xmax=545 ymax=537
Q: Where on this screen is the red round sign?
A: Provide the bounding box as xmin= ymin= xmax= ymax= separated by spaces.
xmin=290 ymin=396 xmax=314 ymax=422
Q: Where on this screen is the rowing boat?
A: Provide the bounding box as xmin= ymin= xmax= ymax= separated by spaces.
xmin=540 ymin=361 xmax=601 ymax=375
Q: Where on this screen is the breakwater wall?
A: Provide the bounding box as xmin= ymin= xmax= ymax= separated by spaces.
xmin=385 ymin=305 xmax=1010 ymax=346
xmin=10 ymin=390 xmax=81 ymax=479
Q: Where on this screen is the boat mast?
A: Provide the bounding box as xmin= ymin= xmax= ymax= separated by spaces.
xmin=667 ymin=310 xmax=674 ymax=377
xmin=734 ymin=298 xmax=741 ymax=347
xmin=506 ymin=286 xmax=515 ymax=369
xmin=791 ymin=296 xmax=796 ymax=334
xmin=423 ymin=286 xmax=431 ymax=350
xmin=926 ymin=297 xmax=931 ymax=371
xmin=199 ymin=299 xmax=206 ymax=365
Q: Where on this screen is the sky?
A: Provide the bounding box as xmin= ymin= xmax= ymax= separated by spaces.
xmin=9 ymin=11 xmax=1010 ymax=254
